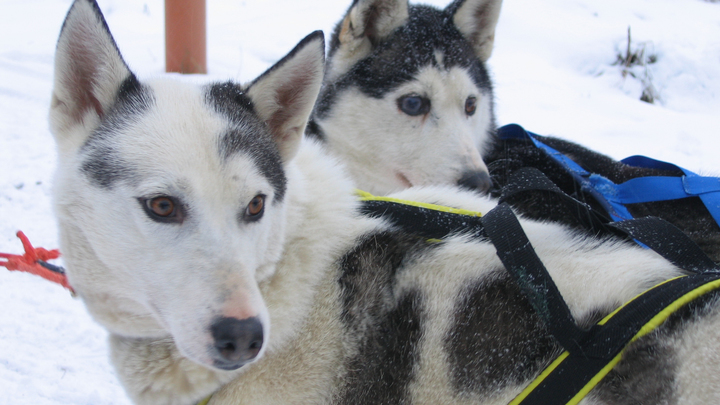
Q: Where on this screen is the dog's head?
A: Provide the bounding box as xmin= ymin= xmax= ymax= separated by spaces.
xmin=310 ymin=0 xmax=502 ymax=195
xmin=49 ymin=0 xmax=324 ymax=371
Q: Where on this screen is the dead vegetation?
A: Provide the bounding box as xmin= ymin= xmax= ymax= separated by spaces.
xmin=614 ymin=26 xmax=659 ymax=104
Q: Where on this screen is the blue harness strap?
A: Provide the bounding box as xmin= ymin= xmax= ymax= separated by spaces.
xmin=498 ymin=124 xmax=720 ymax=225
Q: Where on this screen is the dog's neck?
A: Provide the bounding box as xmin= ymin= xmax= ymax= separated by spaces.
xmin=110 ymin=138 xmax=375 ymax=405
xmin=256 ymin=138 xmax=364 ymax=350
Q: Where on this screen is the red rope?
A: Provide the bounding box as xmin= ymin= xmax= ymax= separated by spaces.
xmin=0 ymin=231 xmax=74 ymax=294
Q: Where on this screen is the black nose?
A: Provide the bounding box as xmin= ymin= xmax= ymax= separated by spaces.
xmin=457 ymin=170 xmax=492 ymax=193
xmin=210 ymin=316 xmax=264 ymax=370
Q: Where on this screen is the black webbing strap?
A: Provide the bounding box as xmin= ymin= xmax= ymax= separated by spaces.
xmin=360 ymin=198 xmax=590 ymax=353
xmin=511 ymin=273 xmax=720 ymax=405
xmin=498 ymin=168 xmax=720 ymax=271
xmin=510 ymin=271 xmax=720 ymax=405
xmin=359 ymin=199 xmax=486 ymax=240
xmin=499 ymin=167 xmax=612 ymax=234
xmin=36 ymin=260 xmax=66 ymax=274
xmin=608 ymin=217 xmax=718 ymax=273
xmin=583 ymin=272 xmax=720 ymax=357
xmin=358 ymin=194 xmax=720 ymax=404
xmin=480 ymin=203 xmax=589 ymax=353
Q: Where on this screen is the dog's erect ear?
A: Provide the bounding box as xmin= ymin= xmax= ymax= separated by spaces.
xmin=50 ymin=0 xmax=133 ymax=145
xmin=447 ymin=0 xmax=503 ymax=62
xmin=328 ymin=0 xmax=408 ymax=74
xmin=246 ymin=31 xmax=325 ymax=163
xmin=337 ymin=0 xmax=409 ymax=48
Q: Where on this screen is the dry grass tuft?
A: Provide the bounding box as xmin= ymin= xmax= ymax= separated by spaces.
xmin=614 ymin=26 xmax=659 ymax=104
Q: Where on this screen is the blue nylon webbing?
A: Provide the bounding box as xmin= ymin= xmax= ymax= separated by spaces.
xmin=498 ymin=124 xmax=720 ymax=225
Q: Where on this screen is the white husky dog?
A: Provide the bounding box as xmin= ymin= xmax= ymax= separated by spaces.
xmin=307 ymin=0 xmax=502 ymax=195
xmin=50 ymin=1 xmax=720 ymax=404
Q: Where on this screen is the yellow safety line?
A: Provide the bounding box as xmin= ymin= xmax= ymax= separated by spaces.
xmin=196 ymin=395 xmax=212 ymax=405
xmin=509 ymin=276 xmax=720 ymax=405
xmin=355 ymin=189 xmax=484 ymax=217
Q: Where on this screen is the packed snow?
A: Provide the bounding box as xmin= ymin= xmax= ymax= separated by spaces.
xmin=1 ymin=0 xmax=718 ymax=403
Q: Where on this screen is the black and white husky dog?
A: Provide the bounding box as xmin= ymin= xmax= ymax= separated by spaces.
xmin=309 ymin=0 xmax=720 ymax=262
xmin=307 ymin=0 xmax=501 ymax=195
xmin=49 ymin=1 xmax=720 ymax=404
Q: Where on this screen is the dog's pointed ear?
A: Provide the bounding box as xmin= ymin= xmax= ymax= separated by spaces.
xmin=328 ymin=0 xmax=408 ymax=76
xmin=50 ymin=0 xmax=133 ymax=146
xmin=447 ymin=0 xmax=503 ymax=62
xmin=246 ymin=31 xmax=325 ymax=163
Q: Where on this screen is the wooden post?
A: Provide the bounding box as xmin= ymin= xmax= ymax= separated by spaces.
xmin=165 ymin=0 xmax=207 ymax=74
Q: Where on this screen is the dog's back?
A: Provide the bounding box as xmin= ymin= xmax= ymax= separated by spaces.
xmin=206 ymin=191 xmax=720 ymax=404
xmin=484 ymin=128 xmax=720 ymax=262
xmin=50 ymin=2 xmax=720 ymax=404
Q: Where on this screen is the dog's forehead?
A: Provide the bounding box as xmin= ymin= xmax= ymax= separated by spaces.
xmin=80 ymin=78 xmax=286 ymax=201
xmin=205 ymin=81 xmax=288 ymax=202
xmin=316 ymin=5 xmax=492 ymax=118
xmin=362 ymin=6 xmax=490 ymax=93
xmin=82 ymin=78 xmax=220 ymax=171
xmin=381 ymin=6 xmax=475 ymax=65
xmin=395 ymin=62 xmax=485 ymax=101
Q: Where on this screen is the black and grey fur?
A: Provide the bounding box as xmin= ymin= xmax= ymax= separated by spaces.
xmin=49 ymin=1 xmax=720 ymax=404
xmin=308 ymin=0 xmax=502 ymax=195
xmin=484 ymin=133 xmax=720 ymax=262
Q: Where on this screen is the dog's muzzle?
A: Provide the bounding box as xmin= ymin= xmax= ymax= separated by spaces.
xmin=210 ymin=316 xmax=264 ymax=370
xmin=458 ymin=170 xmax=492 ymax=193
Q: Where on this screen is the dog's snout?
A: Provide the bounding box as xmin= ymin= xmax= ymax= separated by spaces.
xmin=211 ymin=316 xmax=264 ymax=370
xmin=457 ymin=170 xmax=492 ymax=193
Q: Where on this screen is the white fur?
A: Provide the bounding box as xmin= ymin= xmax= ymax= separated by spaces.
xmin=452 ymin=0 xmax=503 ymax=62
xmin=109 ymin=139 xmax=364 ymax=405
xmin=319 ymin=65 xmax=494 ymax=195
xmin=50 ymin=2 xmax=720 ymax=404
xmin=316 ymin=0 xmax=501 ymax=195
xmin=674 ymin=298 xmax=720 ymax=403
xmin=55 ymin=77 xmax=279 ymax=365
xmin=327 ymin=0 xmax=409 ymax=82
xmin=50 ymin=0 xmax=132 ymax=156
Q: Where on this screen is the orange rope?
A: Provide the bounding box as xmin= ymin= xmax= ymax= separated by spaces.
xmin=0 ymin=231 xmax=74 ymax=294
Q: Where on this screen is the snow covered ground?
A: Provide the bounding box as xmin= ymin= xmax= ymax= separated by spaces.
xmin=0 ymin=0 xmax=718 ymax=403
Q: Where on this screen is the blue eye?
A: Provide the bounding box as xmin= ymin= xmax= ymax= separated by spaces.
xmin=397 ymin=94 xmax=431 ymax=116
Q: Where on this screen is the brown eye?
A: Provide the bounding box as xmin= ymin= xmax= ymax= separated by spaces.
xmin=465 ymin=96 xmax=477 ymax=116
xmin=245 ymin=194 xmax=265 ymax=221
xmin=149 ymin=197 xmax=175 ymax=217
xmin=140 ymin=196 xmax=184 ymax=223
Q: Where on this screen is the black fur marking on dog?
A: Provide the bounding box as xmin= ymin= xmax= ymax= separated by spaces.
xmin=304 ymin=119 xmax=326 ymax=142
xmin=206 ymin=82 xmax=288 ymax=203
xmin=336 ymin=230 xmax=435 ymax=404
xmin=591 ymin=332 xmax=678 ymax=405
xmin=316 ymin=5 xmax=494 ymax=121
xmin=447 ymin=271 xmax=562 ymax=397
xmin=81 ymin=74 xmax=153 ymax=188
xmin=589 ymin=295 xmax=720 ymax=404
